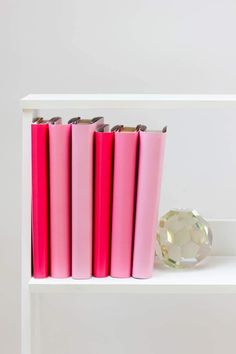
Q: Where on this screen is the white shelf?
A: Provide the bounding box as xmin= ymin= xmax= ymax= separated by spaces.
xmin=21 ymin=94 xmax=236 ymax=109
xmin=28 ymin=256 xmax=236 ymax=294
xmin=21 ymin=94 xmax=236 ymax=354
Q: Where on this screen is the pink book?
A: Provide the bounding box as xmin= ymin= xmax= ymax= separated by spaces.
xmin=110 ymin=125 xmax=146 ymax=278
xmin=49 ymin=118 xmax=71 ymax=278
xmin=31 ymin=118 xmax=49 ymax=278
xmin=132 ymin=127 xmax=167 ymax=279
xmin=93 ymin=124 xmax=114 ymax=277
xmin=71 ymin=117 xmax=104 ymax=279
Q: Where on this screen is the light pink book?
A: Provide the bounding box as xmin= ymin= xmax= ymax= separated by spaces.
xmin=132 ymin=127 xmax=167 ymax=279
xmin=71 ymin=117 xmax=104 ymax=279
xmin=110 ymin=125 xmax=146 ymax=278
xmin=49 ymin=119 xmax=71 ymax=278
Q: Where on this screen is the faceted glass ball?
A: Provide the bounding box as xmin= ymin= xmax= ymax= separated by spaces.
xmin=156 ymin=210 xmax=213 ymax=269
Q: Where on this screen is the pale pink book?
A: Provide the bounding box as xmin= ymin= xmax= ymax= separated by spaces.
xmin=132 ymin=127 xmax=167 ymax=279
xmin=71 ymin=117 xmax=104 ymax=279
xmin=49 ymin=118 xmax=71 ymax=278
xmin=110 ymin=125 xmax=146 ymax=278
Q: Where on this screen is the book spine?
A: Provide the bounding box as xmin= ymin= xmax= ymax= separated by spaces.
xmin=31 ymin=124 xmax=49 ymax=278
xmin=49 ymin=124 xmax=71 ymax=278
xmin=110 ymin=132 xmax=138 ymax=278
xmin=132 ymin=130 xmax=166 ymax=279
xmin=93 ymin=131 xmax=114 ymax=277
xmin=72 ymin=120 xmax=104 ymax=279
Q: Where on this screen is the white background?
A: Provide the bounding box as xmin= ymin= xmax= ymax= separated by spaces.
xmin=1 ymin=1 xmax=236 ymax=353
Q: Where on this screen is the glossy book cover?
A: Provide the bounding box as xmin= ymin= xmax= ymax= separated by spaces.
xmin=71 ymin=117 xmax=104 ymax=279
xmin=49 ymin=119 xmax=71 ymax=278
xmin=132 ymin=127 xmax=167 ymax=279
xmin=31 ymin=119 xmax=49 ymax=278
xmin=93 ymin=124 xmax=114 ymax=277
xmin=110 ymin=125 xmax=146 ymax=278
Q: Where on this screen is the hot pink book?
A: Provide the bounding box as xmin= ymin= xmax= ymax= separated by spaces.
xmin=110 ymin=125 xmax=146 ymax=278
xmin=93 ymin=125 xmax=114 ymax=278
xmin=132 ymin=127 xmax=167 ymax=279
xmin=31 ymin=118 xmax=49 ymax=278
xmin=71 ymin=117 xmax=104 ymax=279
xmin=49 ymin=119 xmax=71 ymax=278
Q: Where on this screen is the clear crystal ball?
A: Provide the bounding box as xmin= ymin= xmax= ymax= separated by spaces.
xmin=156 ymin=210 xmax=213 ymax=268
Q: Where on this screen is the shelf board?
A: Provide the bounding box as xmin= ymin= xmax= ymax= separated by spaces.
xmin=21 ymin=94 xmax=236 ymax=110
xmin=29 ymin=256 xmax=236 ymax=294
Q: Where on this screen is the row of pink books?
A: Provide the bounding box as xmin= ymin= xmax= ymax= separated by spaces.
xmin=31 ymin=116 xmax=166 ymax=279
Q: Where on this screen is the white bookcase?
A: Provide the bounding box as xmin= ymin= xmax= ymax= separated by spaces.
xmin=21 ymin=94 xmax=236 ymax=354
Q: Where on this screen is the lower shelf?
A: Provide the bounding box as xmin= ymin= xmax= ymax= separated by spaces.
xmin=28 ymin=256 xmax=236 ymax=294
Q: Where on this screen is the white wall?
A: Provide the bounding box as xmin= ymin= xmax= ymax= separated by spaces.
xmin=1 ymin=1 xmax=236 ymax=354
